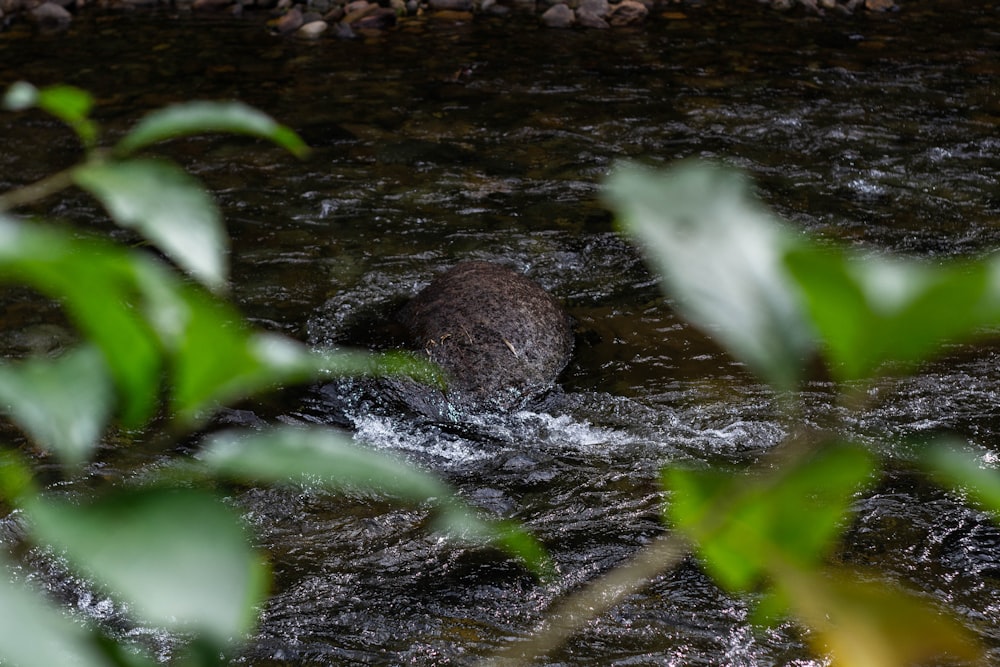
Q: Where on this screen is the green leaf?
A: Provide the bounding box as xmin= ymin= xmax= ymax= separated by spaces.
xmin=27 ymin=488 xmax=269 ymax=646
xmin=0 ymin=215 xmax=163 ymax=427
xmin=3 ymin=82 xmax=98 ymax=148
xmin=0 ymin=345 xmax=114 ymax=467
xmin=0 ymin=555 xmax=111 ymax=667
xmin=115 ymin=100 xmax=309 ymax=159
xmin=73 ymin=158 xmax=228 ymax=291
xmin=922 ymin=442 xmax=1000 ymax=514
xmin=159 ymin=276 xmax=439 ymax=424
xmin=786 ymin=246 xmax=999 ymax=381
xmin=200 ymin=426 xmax=553 ymax=576
xmin=665 ymin=443 xmax=875 ymax=591
xmin=604 ymin=161 xmax=814 ymax=390
xmin=777 ymin=565 xmax=980 ymax=667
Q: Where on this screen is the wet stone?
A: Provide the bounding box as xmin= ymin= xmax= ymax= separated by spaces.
xmin=540 ymin=1 xmax=573 ymax=27
xmin=576 ymin=8 xmax=608 ymax=27
xmin=396 ymin=262 xmax=574 ymax=417
xmin=27 ymin=1 xmax=71 ymax=24
xmin=607 ymin=0 xmax=645 ymax=25
xmin=295 ymin=18 xmax=327 ymax=36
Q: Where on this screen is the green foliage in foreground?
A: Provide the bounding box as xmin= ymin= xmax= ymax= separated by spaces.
xmin=0 ymin=82 xmax=549 ymax=667
xmin=600 ymin=161 xmax=1000 ymax=667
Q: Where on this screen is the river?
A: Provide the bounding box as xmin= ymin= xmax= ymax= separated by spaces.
xmin=1 ymin=1 xmax=999 ymax=664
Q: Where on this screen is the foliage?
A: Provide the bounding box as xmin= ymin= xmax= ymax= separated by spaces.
xmin=595 ymin=160 xmax=1000 ymax=666
xmin=0 ymin=82 xmax=549 ymax=666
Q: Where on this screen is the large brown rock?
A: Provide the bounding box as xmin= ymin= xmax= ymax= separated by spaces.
xmin=396 ymin=261 xmax=573 ymax=416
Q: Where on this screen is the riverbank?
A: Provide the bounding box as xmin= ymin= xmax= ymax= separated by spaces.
xmin=2 ymin=0 xmax=899 ymax=38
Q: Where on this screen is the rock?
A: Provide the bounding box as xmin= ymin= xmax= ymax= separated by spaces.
xmin=343 ymin=0 xmax=368 ymax=12
xmin=607 ymin=0 xmax=645 ymax=25
xmin=576 ymin=8 xmax=608 ymax=27
xmin=341 ymin=1 xmax=375 ymax=22
xmin=540 ymin=2 xmax=573 ymax=27
xmin=273 ymin=5 xmax=303 ymax=32
xmin=27 ymin=1 xmax=71 ymax=24
xmin=481 ymin=0 xmax=509 ymax=14
xmin=396 ymin=262 xmax=574 ymax=416
xmin=576 ymin=0 xmax=606 ymax=15
xmin=864 ymin=0 xmax=893 ymax=10
xmin=345 ymin=5 xmax=396 ymax=30
xmin=295 ymin=18 xmax=327 ymax=37
xmin=330 ymin=20 xmax=357 ymax=37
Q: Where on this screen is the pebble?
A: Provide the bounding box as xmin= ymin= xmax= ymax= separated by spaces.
xmin=349 ymin=5 xmax=395 ymax=28
xmin=27 ymin=1 xmax=71 ymax=24
xmin=540 ymin=1 xmax=573 ymax=27
xmin=0 ymin=0 xmax=913 ymax=37
xmin=607 ymin=0 xmax=646 ymax=25
xmin=576 ymin=8 xmax=608 ymax=27
xmin=273 ymin=5 xmax=302 ymax=32
xmin=577 ymin=0 xmax=607 ymax=16
xmin=295 ymin=18 xmax=327 ymax=37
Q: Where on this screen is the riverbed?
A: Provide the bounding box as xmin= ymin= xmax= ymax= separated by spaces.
xmin=1 ymin=1 xmax=999 ymax=664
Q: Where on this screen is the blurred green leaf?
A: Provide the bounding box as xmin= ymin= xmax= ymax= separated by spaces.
xmin=27 ymin=488 xmax=269 ymax=646
xmin=922 ymin=442 xmax=1000 ymax=514
xmin=787 ymin=246 xmax=999 ymax=381
xmin=73 ymin=158 xmax=228 ymax=291
xmin=0 ymin=449 xmax=38 ymax=503
xmin=665 ymin=443 xmax=875 ymax=591
xmin=0 ymin=215 xmax=162 ymax=427
xmin=200 ymin=426 xmax=553 ymax=576
xmin=0 ymin=345 xmax=114 ymax=467
xmin=3 ymin=82 xmax=98 ymax=148
xmin=0 ymin=555 xmax=111 ymax=667
xmin=778 ymin=565 xmax=980 ymax=667
xmin=160 ymin=276 xmax=440 ymax=424
xmin=115 ymin=101 xmax=309 ymax=159
xmin=604 ymin=161 xmax=814 ymax=390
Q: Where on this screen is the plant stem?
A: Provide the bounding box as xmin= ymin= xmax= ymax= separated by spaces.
xmin=0 ymin=168 xmax=76 ymax=211
xmin=480 ymin=532 xmax=691 ymax=666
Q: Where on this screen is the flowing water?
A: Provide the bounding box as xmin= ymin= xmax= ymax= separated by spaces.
xmin=1 ymin=1 xmax=1000 ymax=664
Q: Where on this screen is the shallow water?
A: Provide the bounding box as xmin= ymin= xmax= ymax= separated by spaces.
xmin=2 ymin=1 xmax=1000 ymax=664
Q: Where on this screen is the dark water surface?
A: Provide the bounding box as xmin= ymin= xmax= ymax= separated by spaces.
xmin=2 ymin=1 xmax=1000 ymax=664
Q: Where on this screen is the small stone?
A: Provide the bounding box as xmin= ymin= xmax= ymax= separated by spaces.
xmin=295 ymin=18 xmax=328 ymax=37
xmin=388 ymin=0 xmax=404 ymax=13
xmin=349 ymin=5 xmax=396 ymax=27
xmin=27 ymin=1 xmax=71 ymax=24
xmin=331 ymin=20 xmax=357 ymax=38
xmin=540 ymin=2 xmax=573 ymax=27
xmin=322 ymin=4 xmax=343 ymax=19
xmin=576 ymin=7 xmax=607 ymax=26
xmin=576 ymin=0 xmax=605 ymax=15
xmin=864 ymin=0 xmax=893 ymax=9
xmin=343 ymin=0 xmax=368 ymax=12
xmin=607 ymin=0 xmax=645 ymax=25
xmin=273 ymin=5 xmax=303 ymax=32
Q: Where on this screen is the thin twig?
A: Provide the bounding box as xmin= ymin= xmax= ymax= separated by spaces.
xmin=0 ymin=168 xmax=76 ymax=212
xmin=479 ymin=532 xmax=691 ymax=666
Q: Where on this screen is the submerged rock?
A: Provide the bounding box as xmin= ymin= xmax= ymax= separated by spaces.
xmin=393 ymin=261 xmax=574 ymax=418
